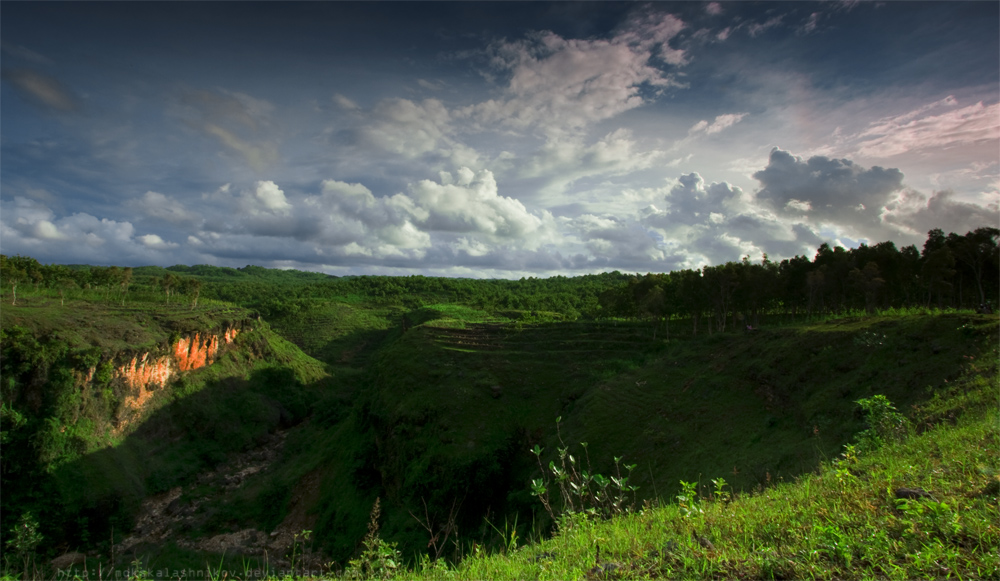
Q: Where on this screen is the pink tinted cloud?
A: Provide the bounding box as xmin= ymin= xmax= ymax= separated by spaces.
xmin=855 ymin=99 xmax=1000 ymax=158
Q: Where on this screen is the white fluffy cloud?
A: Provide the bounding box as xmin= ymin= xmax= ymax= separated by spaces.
xmin=459 ymin=12 xmax=687 ymax=139
xmin=0 ymin=197 xmax=190 ymax=264
xmin=408 ymin=168 xmax=555 ymax=247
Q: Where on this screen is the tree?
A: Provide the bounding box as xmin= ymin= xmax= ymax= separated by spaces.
xmin=119 ymin=267 xmax=133 ymax=306
xmin=160 ymin=272 xmax=180 ymax=303
xmin=922 ymin=247 xmax=955 ymax=308
xmin=0 ymin=256 xmax=27 ymax=306
xmin=184 ymin=277 xmax=203 ymax=309
xmin=949 ymin=227 xmax=1000 ymax=306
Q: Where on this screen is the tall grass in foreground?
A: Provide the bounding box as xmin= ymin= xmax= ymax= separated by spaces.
xmin=442 ymin=387 xmax=998 ymax=580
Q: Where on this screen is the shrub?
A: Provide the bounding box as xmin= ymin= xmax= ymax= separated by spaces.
xmin=529 ymin=417 xmax=638 ymax=525
xmin=854 ymin=395 xmax=908 ymax=452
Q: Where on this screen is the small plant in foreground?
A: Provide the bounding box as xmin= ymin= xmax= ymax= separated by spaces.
xmin=530 ymin=417 xmax=638 ymax=525
xmin=289 ymin=528 xmax=312 ymax=579
xmin=854 ymin=394 xmax=908 ymax=452
xmin=346 ymin=498 xmax=402 ymax=580
xmin=675 ymin=480 xmax=702 ymax=518
xmin=5 ymin=512 xmax=42 ymax=581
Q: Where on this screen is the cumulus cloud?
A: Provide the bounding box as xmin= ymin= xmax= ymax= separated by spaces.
xmin=138 ymin=234 xmax=179 ymax=249
xmin=408 ymin=167 xmax=555 ymax=247
xmin=1 ymin=68 xmax=80 ymax=112
xmin=882 ymin=189 xmax=999 ymax=238
xmin=0 ymin=197 xmax=190 ymax=265
xmin=153 ymin=168 xmax=556 ymax=267
xmin=752 ymin=148 xmax=904 ymax=233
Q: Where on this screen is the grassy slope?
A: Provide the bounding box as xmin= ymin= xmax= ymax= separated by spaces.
xmin=346 ymin=310 xmax=997 ymax=565
xmin=0 ymin=295 xmax=250 ymax=352
xmin=442 ymin=361 xmax=999 ymax=580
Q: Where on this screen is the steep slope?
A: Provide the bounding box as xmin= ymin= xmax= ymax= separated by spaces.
xmin=0 ymin=298 xmax=331 ymax=563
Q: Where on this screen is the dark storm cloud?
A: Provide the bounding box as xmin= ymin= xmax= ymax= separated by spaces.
xmin=753 ymin=148 xmax=904 ymax=225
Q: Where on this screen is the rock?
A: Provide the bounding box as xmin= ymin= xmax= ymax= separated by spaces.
xmin=895 ymin=487 xmax=937 ymax=501
xmin=165 ymin=498 xmax=186 ymax=515
xmin=587 ymin=562 xmax=621 ymax=580
xmin=51 ymin=552 xmax=87 ymax=570
xmin=692 ymin=530 xmax=716 ymax=551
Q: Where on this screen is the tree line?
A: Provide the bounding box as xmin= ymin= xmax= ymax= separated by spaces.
xmin=1 ymin=227 xmax=996 ymax=324
xmin=597 ymin=227 xmax=999 ymax=337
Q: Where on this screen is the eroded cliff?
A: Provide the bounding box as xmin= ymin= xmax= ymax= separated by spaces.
xmin=108 ymin=324 xmax=245 ymax=433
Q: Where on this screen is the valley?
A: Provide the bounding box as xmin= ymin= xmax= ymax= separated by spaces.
xmin=1 ymin=239 xmax=998 ymax=580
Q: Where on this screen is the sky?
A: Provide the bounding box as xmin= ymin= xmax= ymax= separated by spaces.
xmin=1 ymin=1 xmax=998 ymax=278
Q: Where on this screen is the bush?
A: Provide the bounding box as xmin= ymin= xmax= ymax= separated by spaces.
xmin=854 ymin=394 xmax=908 ymax=452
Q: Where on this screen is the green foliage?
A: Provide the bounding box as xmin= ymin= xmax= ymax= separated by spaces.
xmin=854 ymin=395 xmax=908 ymax=452
xmin=4 ymin=512 xmax=42 ymax=580
xmin=530 ymin=419 xmax=638 ymax=524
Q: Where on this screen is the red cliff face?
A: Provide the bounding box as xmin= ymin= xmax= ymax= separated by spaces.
xmin=109 ymin=327 xmax=242 ymax=433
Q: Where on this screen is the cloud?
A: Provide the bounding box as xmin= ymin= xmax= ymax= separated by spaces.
xmin=360 ymin=98 xmax=453 ymax=158
xmin=705 ymin=3 xmax=723 ymax=16
xmin=882 ymin=189 xmax=1000 ymax=238
xmin=333 ymin=93 xmax=361 ymax=111
xmin=246 ymin=180 xmax=292 ymax=214
xmin=752 ymin=148 xmax=904 ymax=233
xmin=459 ymin=12 xmax=687 ymax=139
xmin=0 ymin=197 xmax=187 ymax=265
xmin=518 ymin=129 xmax=668 ymax=198
xmin=0 ymin=42 xmax=53 ymax=65
xmin=799 ymin=12 xmax=822 ymax=35
xmin=408 ymin=167 xmax=555 ymax=247
xmin=417 ymin=79 xmax=446 ymax=91
xmin=747 ymin=15 xmax=784 ymax=37
xmin=1 ymin=68 xmax=80 ymax=112
xmin=138 ymin=234 xmax=179 ymax=249
xmin=174 ymin=88 xmax=280 ymax=172
xmin=129 ymin=191 xmax=200 ymax=225
xmin=687 ymin=112 xmax=748 ymax=136
xmin=854 ymin=99 xmax=1000 ymax=159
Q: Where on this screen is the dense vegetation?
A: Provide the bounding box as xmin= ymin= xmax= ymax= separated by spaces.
xmin=0 ymin=226 xmax=997 ymax=580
